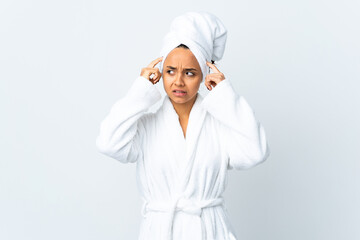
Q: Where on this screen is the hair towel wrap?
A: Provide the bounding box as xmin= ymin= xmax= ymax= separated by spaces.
xmin=159 ymin=11 xmax=227 ymax=82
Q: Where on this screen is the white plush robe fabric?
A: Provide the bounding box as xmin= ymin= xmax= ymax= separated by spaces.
xmin=96 ymin=76 xmax=270 ymax=240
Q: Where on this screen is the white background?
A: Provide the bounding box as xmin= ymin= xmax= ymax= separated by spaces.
xmin=1 ymin=0 xmax=359 ymax=239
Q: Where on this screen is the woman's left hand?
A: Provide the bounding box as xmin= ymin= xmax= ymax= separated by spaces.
xmin=205 ymin=61 xmax=225 ymax=91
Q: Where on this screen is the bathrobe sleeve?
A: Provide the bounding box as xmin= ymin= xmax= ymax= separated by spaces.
xmin=95 ymin=76 xmax=162 ymax=163
xmin=200 ymin=79 xmax=270 ymax=170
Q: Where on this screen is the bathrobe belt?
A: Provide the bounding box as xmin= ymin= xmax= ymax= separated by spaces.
xmin=141 ymin=197 xmax=225 ymax=240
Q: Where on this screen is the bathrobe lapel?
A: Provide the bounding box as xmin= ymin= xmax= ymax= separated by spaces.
xmin=162 ymin=93 xmax=207 ymax=194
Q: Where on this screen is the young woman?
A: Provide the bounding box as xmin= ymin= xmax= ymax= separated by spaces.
xmin=96 ymin=12 xmax=270 ymax=240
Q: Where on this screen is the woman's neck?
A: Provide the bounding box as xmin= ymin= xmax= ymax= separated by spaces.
xmin=170 ymin=93 xmax=198 ymax=119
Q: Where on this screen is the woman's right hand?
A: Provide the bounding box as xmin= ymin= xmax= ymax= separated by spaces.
xmin=140 ymin=57 xmax=163 ymax=84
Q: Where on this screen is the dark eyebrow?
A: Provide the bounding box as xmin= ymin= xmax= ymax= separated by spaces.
xmin=184 ymin=68 xmax=198 ymax=72
xmin=165 ymin=66 xmax=198 ymax=71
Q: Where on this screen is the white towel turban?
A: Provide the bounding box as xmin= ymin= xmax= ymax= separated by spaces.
xmin=159 ymin=11 xmax=227 ymax=82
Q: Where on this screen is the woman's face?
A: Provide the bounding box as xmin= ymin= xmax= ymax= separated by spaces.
xmin=162 ymin=47 xmax=203 ymax=105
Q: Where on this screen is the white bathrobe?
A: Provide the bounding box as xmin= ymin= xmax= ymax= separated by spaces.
xmin=96 ymin=76 xmax=270 ymax=240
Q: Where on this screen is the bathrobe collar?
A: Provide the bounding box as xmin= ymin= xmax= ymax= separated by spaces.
xmin=161 ymin=93 xmax=207 ymax=193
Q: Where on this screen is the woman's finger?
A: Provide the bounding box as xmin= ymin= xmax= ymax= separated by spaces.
xmin=147 ymin=57 xmax=164 ymax=68
xmin=152 ymin=70 xmax=159 ymax=81
xmin=207 ymin=74 xmax=223 ymax=85
xmin=141 ymin=68 xmax=152 ymax=79
xmin=206 ymin=61 xmax=221 ymax=73
xmin=204 ymin=80 xmax=211 ymax=90
xmin=205 ymin=75 xmax=214 ymax=91
xmin=154 ymin=73 xmax=162 ymax=83
xmin=151 ymin=69 xmax=162 ymax=83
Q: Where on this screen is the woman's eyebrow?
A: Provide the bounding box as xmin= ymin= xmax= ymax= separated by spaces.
xmin=165 ymin=66 xmax=198 ymax=71
xmin=184 ymin=68 xmax=198 ymax=71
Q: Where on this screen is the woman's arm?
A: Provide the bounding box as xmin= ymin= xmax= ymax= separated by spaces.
xmin=96 ymin=76 xmax=162 ymax=163
xmin=201 ymin=79 xmax=270 ymax=170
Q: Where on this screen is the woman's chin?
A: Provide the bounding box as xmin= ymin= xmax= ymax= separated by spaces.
xmin=168 ymin=93 xmax=197 ymax=106
xmin=169 ymin=97 xmax=188 ymax=105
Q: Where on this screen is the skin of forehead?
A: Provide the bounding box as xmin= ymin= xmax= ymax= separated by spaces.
xmin=163 ymin=48 xmax=202 ymax=73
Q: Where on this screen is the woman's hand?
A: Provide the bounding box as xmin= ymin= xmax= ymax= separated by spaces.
xmin=140 ymin=57 xmax=163 ymax=84
xmin=205 ymin=61 xmax=225 ymax=91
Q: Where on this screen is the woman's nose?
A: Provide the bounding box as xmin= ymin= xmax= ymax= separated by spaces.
xmin=174 ymin=73 xmax=185 ymax=86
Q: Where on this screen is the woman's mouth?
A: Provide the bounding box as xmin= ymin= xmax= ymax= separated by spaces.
xmin=173 ymin=90 xmax=187 ymax=97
